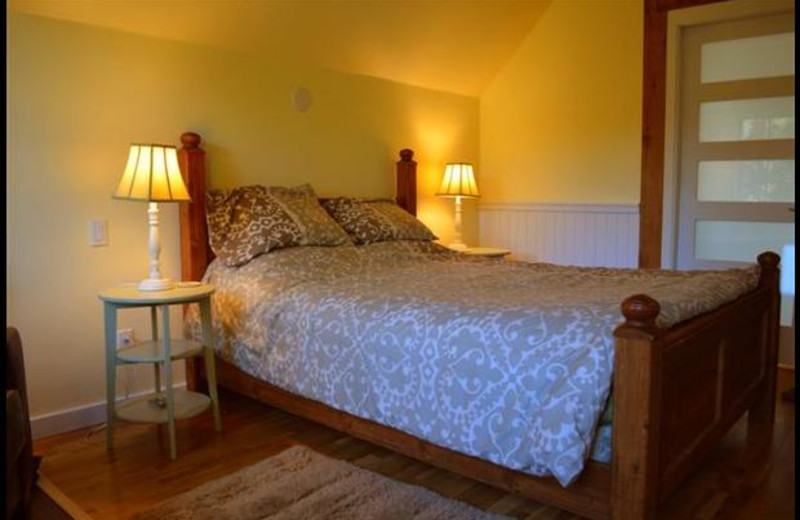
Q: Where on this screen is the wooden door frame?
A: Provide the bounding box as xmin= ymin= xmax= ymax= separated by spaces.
xmin=638 ymin=0 xmax=795 ymax=268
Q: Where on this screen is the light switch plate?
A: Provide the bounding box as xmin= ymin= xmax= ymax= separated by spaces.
xmin=89 ymin=219 xmax=108 ymax=246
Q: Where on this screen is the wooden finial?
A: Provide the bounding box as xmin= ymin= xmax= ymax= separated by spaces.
xmin=621 ymin=294 xmax=661 ymax=329
xmin=757 ymin=251 xmax=780 ymax=271
xmin=180 ymin=132 xmax=202 ymax=149
xmin=757 ymin=251 xmax=781 ymax=289
xmin=399 ymin=149 xmax=414 ymax=162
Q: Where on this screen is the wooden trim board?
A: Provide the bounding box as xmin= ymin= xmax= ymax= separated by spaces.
xmin=38 ymin=475 xmax=96 ymax=520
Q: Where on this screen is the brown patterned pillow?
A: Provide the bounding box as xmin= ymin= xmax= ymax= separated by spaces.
xmin=322 ymin=197 xmax=437 ymax=245
xmin=206 ymin=184 xmax=350 ymax=267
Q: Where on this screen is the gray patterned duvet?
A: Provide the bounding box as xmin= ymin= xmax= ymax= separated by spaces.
xmin=184 ymin=241 xmax=759 ymax=486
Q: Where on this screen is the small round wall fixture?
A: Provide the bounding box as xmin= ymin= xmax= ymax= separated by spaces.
xmin=292 ymin=87 xmax=312 ymax=113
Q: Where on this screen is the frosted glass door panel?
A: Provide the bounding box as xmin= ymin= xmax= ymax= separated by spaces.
xmin=697 ymin=160 xmax=795 ymax=202
xmin=699 ymin=97 xmax=795 ymax=142
xmin=701 ymin=33 xmax=795 ymax=83
xmin=695 ymin=220 xmax=794 ymax=262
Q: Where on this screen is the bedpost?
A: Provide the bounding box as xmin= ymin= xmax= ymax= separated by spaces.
xmin=748 ymin=252 xmax=781 ymax=441
xmin=612 ymin=294 xmax=662 ymax=520
xmin=178 ymin=132 xmax=209 ymax=283
xmin=396 ymin=149 xmax=417 ymax=216
xmin=178 ymin=131 xmax=208 ymax=392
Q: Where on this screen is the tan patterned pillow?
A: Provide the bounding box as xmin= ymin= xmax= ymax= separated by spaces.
xmin=322 ymin=197 xmax=437 ymax=245
xmin=264 ymin=184 xmax=353 ymax=246
xmin=206 ymin=184 xmax=350 ymax=267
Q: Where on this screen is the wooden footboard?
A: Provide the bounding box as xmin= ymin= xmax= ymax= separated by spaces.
xmin=611 ymin=252 xmax=780 ymax=520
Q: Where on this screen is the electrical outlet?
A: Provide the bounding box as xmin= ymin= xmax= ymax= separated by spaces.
xmin=117 ymin=328 xmax=135 ymax=349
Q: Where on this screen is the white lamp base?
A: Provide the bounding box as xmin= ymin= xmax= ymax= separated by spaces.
xmin=447 ymin=196 xmax=469 ymax=252
xmin=138 ymin=202 xmax=174 ymax=292
xmin=138 ymin=278 xmax=175 ymax=292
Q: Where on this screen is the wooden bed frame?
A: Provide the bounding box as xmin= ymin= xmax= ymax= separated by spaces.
xmin=176 ymin=132 xmax=780 ymax=520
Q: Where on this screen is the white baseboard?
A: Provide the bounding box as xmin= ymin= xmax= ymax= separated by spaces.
xmin=31 ymin=383 xmax=187 ymax=439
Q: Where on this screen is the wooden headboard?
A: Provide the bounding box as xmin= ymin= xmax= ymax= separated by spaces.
xmin=177 ymin=132 xmax=418 ymax=282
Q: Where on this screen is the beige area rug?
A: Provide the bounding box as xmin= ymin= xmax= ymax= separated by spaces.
xmin=133 ymin=445 xmax=513 ymax=520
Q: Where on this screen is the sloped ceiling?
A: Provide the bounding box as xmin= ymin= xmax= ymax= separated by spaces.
xmin=8 ymin=0 xmax=553 ymax=96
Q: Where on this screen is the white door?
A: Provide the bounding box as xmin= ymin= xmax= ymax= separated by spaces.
xmin=675 ymin=13 xmax=795 ymax=270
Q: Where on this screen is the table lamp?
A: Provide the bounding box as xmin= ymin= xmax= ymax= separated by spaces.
xmin=113 ymin=144 xmax=191 ymax=291
xmin=436 ymin=163 xmax=480 ymax=250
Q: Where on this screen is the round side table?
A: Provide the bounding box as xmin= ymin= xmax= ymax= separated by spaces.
xmin=98 ymin=282 xmax=221 ymax=460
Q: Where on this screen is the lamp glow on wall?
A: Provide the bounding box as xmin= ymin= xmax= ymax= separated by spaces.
xmin=113 ymin=144 xmax=191 ymax=291
xmin=436 ymin=163 xmax=479 ymax=250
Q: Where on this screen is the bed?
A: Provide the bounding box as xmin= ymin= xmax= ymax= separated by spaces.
xmin=176 ymin=132 xmax=780 ymax=520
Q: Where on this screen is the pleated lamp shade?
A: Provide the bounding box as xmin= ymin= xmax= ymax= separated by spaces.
xmin=114 ymin=144 xmax=191 ymax=202
xmin=436 ymin=163 xmax=480 ymax=199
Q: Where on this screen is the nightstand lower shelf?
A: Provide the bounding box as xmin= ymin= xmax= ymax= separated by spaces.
xmin=115 ymin=390 xmax=211 ymax=424
xmin=116 ymin=339 xmax=204 ymax=363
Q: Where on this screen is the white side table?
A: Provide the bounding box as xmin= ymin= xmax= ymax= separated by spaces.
xmin=460 ymin=247 xmax=512 ymax=259
xmin=98 ymin=283 xmax=221 ymax=460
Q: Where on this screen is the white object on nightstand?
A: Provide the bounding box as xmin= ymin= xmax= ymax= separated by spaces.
xmin=99 ymin=283 xmax=221 ymax=460
xmin=460 ymin=247 xmax=511 ymax=259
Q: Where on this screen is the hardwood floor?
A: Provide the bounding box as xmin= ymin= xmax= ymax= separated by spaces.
xmin=35 ymin=370 xmax=794 ymax=520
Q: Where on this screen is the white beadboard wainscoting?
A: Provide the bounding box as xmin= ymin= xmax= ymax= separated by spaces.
xmin=478 ymin=203 xmax=640 ymax=267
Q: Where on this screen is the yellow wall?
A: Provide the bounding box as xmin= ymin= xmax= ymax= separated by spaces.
xmin=480 ymin=0 xmax=643 ymax=204
xmin=7 ymin=12 xmax=478 ymax=418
